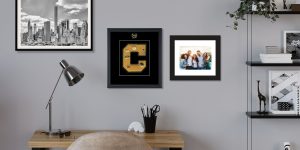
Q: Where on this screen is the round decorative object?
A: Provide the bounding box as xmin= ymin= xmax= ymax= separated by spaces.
xmin=128 ymin=121 xmax=145 ymax=133
xmin=284 ymin=142 xmax=291 ymax=150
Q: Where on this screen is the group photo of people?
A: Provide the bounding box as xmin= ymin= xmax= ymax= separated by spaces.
xmin=179 ymin=49 xmax=212 ymax=70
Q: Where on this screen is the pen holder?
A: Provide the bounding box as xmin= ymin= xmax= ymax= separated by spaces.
xmin=143 ymin=116 xmax=157 ymax=133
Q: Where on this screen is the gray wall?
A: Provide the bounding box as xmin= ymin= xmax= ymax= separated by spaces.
xmin=0 ymin=0 xmax=300 ymax=150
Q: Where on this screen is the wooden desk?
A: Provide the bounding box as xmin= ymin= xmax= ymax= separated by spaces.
xmin=28 ymin=130 xmax=184 ymax=150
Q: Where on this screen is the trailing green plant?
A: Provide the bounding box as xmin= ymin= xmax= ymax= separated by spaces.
xmin=226 ymin=0 xmax=279 ymax=30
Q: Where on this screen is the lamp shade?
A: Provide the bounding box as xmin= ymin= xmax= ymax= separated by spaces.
xmin=60 ymin=60 xmax=84 ymax=86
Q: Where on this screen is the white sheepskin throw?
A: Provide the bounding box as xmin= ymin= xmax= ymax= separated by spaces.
xmin=67 ymin=132 xmax=152 ymax=150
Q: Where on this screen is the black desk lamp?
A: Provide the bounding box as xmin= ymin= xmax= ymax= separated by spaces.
xmin=45 ymin=60 xmax=84 ymax=136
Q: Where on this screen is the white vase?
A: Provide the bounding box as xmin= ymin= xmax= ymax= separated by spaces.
xmin=252 ymin=1 xmax=266 ymax=11
xmin=252 ymin=4 xmax=258 ymax=11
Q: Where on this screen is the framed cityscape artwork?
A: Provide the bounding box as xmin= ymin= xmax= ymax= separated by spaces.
xmin=170 ymin=35 xmax=221 ymax=80
xmin=16 ymin=0 xmax=93 ymax=51
xmin=107 ymin=28 xmax=162 ymax=88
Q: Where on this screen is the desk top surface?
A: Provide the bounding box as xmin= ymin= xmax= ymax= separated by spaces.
xmin=28 ymin=130 xmax=184 ymax=149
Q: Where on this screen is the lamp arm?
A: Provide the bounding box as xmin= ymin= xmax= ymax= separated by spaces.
xmin=45 ymin=69 xmax=64 ymax=109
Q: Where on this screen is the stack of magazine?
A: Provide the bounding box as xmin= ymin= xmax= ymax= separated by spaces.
xmin=260 ymin=54 xmax=293 ymax=63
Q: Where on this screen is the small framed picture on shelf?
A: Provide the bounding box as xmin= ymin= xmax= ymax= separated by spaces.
xmin=269 ymin=71 xmax=300 ymax=115
xmin=170 ymin=35 xmax=221 ymax=80
xmin=107 ymin=28 xmax=162 ymax=88
xmin=284 ymin=31 xmax=300 ymax=59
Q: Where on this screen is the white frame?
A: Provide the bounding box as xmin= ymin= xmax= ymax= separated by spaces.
xmin=283 ymin=30 xmax=300 ymax=54
xmin=16 ymin=0 xmax=92 ymax=50
xmin=269 ymin=70 xmax=300 ymax=114
xmin=174 ymin=40 xmax=217 ymax=76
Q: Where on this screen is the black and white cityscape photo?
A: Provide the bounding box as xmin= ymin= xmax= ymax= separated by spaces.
xmin=16 ymin=0 xmax=92 ymax=50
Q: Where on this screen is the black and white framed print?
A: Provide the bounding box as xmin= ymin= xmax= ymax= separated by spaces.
xmin=269 ymin=71 xmax=300 ymax=115
xmin=170 ymin=35 xmax=221 ymax=80
xmin=108 ymin=28 xmax=162 ymax=88
xmin=284 ymin=31 xmax=300 ymax=59
xmin=16 ymin=0 xmax=93 ymax=51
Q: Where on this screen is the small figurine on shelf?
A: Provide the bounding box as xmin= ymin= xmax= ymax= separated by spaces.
xmin=283 ymin=0 xmax=288 ymax=9
xmin=257 ymin=80 xmax=268 ymax=114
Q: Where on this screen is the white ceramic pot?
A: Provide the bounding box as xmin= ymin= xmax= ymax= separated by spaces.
xmin=252 ymin=2 xmax=266 ymax=11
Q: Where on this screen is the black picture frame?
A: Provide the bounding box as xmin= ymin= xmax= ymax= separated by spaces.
xmin=170 ymin=35 xmax=221 ymax=80
xmin=15 ymin=0 xmax=93 ymax=51
xmin=108 ymin=28 xmax=162 ymax=88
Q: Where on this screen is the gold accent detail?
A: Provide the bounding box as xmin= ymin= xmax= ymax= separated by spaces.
xmin=123 ymin=44 xmax=146 ymax=73
xmin=131 ymin=33 xmax=138 ymax=39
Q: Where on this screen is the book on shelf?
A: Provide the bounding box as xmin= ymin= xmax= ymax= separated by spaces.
xmin=265 ymin=46 xmax=282 ymax=54
xmin=260 ymin=54 xmax=292 ymax=58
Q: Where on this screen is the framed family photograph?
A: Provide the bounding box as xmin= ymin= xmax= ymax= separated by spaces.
xmin=170 ymin=35 xmax=221 ymax=80
xmin=269 ymin=71 xmax=300 ymax=115
xmin=284 ymin=31 xmax=300 ymax=59
xmin=16 ymin=0 xmax=93 ymax=51
xmin=107 ymin=28 xmax=162 ymax=88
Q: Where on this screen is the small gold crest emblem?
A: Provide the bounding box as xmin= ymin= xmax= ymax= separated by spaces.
xmin=131 ymin=33 xmax=138 ymax=39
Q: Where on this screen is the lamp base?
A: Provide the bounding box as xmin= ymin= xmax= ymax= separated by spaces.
xmin=42 ymin=129 xmax=71 ymax=138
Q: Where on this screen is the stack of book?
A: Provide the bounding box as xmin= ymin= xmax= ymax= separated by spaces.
xmin=265 ymin=46 xmax=282 ymax=54
xmin=260 ymin=54 xmax=293 ymax=63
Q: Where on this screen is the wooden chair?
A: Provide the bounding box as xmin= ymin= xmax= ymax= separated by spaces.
xmin=66 ymin=132 xmax=152 ymax=150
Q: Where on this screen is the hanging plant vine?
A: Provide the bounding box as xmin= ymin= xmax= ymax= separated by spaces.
xmin=226 ymin=0 xmax=279 ymax=30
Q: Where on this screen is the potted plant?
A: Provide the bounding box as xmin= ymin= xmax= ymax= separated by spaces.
xmin=227 ymin=0 xmax=279 ymax=30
